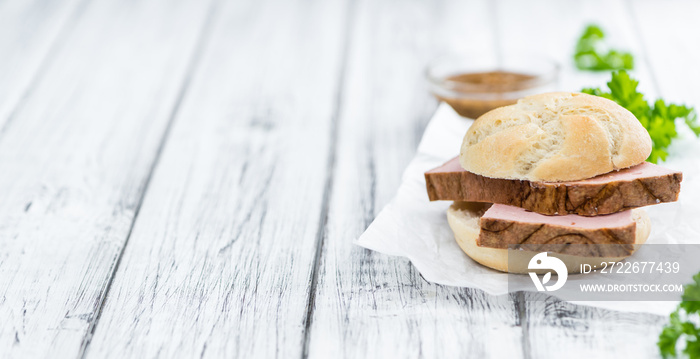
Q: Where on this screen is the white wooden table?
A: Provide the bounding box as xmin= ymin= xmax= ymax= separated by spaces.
xmin=0 ymin=0 xmax=696 ymax=357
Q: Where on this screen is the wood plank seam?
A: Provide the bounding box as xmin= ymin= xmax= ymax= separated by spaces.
xmin=301 ymin=1 xmax=357 ymax=357
xmin=0 ymin=0 xmax=87 ymax=139
xmin=514 ymin=292 xmax=532 ymax=359
xmin=489 ymin=1 xmax=532 ymax=353
xmin=75 ymin=0 xmax=223 ymax=356
xmin=303 ymin=1 xmax=527 ymax=357
xmin=80 ymin=0 xmax=351 ymax=356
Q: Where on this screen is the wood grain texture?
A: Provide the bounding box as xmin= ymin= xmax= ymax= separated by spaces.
xmin=84 ymin=0 xmax=350 ymax=357
xmin=522 ymin=293 xmax=665 ymax=358
xmin=0 ymin=0 xmax=214 ymax=357
xmin=495 ymin=1 xmax=667 ymax=357
xmin=305 ymin=0 xmax=523 ymax=358
xmin=0 ymin=0 xmax=80 ymax=126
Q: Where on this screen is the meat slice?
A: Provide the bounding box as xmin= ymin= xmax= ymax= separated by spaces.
xmin=425 ymin=157 xmax=682 ymax=216
xmin=478 ymin=204 xmax=640 ymax=257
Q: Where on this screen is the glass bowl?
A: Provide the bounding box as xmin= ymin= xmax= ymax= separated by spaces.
xmin=426 ymin=53 xmax=559 ymax=119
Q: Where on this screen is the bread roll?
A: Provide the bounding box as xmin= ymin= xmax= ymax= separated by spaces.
xmin=459 ymin=92 xmax=652 ymax=182
xmin=446 ymin=202 xmax=651 ymax=273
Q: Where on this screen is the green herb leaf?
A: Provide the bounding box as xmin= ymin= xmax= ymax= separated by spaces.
xmin=659 ymin=274 xmax=700 ymax=358
xmin=681 ymin=273 xmax=700 ymax=313
xmin=582 ymin=70 xmax=699 ymax=163
xmin=574 ymin=24 xmax=634 ymax=71
xmin=659 ymin=310 xmax=683 ymax=358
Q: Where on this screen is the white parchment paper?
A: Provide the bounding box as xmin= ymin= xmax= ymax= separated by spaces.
xmin=356 ymin=103 xmax=700 ymax=315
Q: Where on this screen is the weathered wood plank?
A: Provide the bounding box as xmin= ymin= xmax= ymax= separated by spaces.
xmin=84 ymin=0 xmax=350 ymax=357
xmin=0 ymin=0 xmax=214 ymax=357
xmin=522 ymin=294 xmax=665 ymax=358
xmin=305 ymin=0 xmax=523 ymax=358
xmin=0 ymin=0 xmax=80 ymax=125
xmin=495 ymin=0 xmax=667 ymax=357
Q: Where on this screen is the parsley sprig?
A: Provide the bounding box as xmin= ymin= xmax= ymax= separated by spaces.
xmin=582 ymin=71 xmax=700 ymax=163
xmin=659 ymin=273 xmax=700 ymax=358
xmin=574 ymin=24 xmax=634 ymax=71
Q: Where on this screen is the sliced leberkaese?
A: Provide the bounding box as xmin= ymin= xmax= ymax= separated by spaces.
xmin=477 ymin=203 xmax=649 ymax=257
xmin=426 ymin=157 xmax=682 ymax=216
xmin=446 ymin=202 xmax=651 ymax=272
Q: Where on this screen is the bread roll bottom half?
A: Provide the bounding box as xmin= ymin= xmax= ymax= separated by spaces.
xmin=446 ymin=202 xmax=651 ymax=274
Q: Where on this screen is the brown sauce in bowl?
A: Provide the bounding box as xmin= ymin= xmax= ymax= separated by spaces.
xmin=435 ymin=71 xmax=536 ymax=119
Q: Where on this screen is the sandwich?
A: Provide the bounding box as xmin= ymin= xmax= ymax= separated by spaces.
xmin=425 ymin=92 xmax=683 ymax=273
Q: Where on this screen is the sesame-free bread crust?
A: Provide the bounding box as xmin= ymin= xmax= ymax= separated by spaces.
xmin=459 ymin=92 xmax=652 ymax=182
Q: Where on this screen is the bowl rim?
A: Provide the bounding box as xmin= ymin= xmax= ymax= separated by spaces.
xmin=425 ymin=52 xmax=560 ymax=95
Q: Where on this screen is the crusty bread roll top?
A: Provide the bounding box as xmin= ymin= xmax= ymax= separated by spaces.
xmin=459 ymin=92 xmax=652 ymax=182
